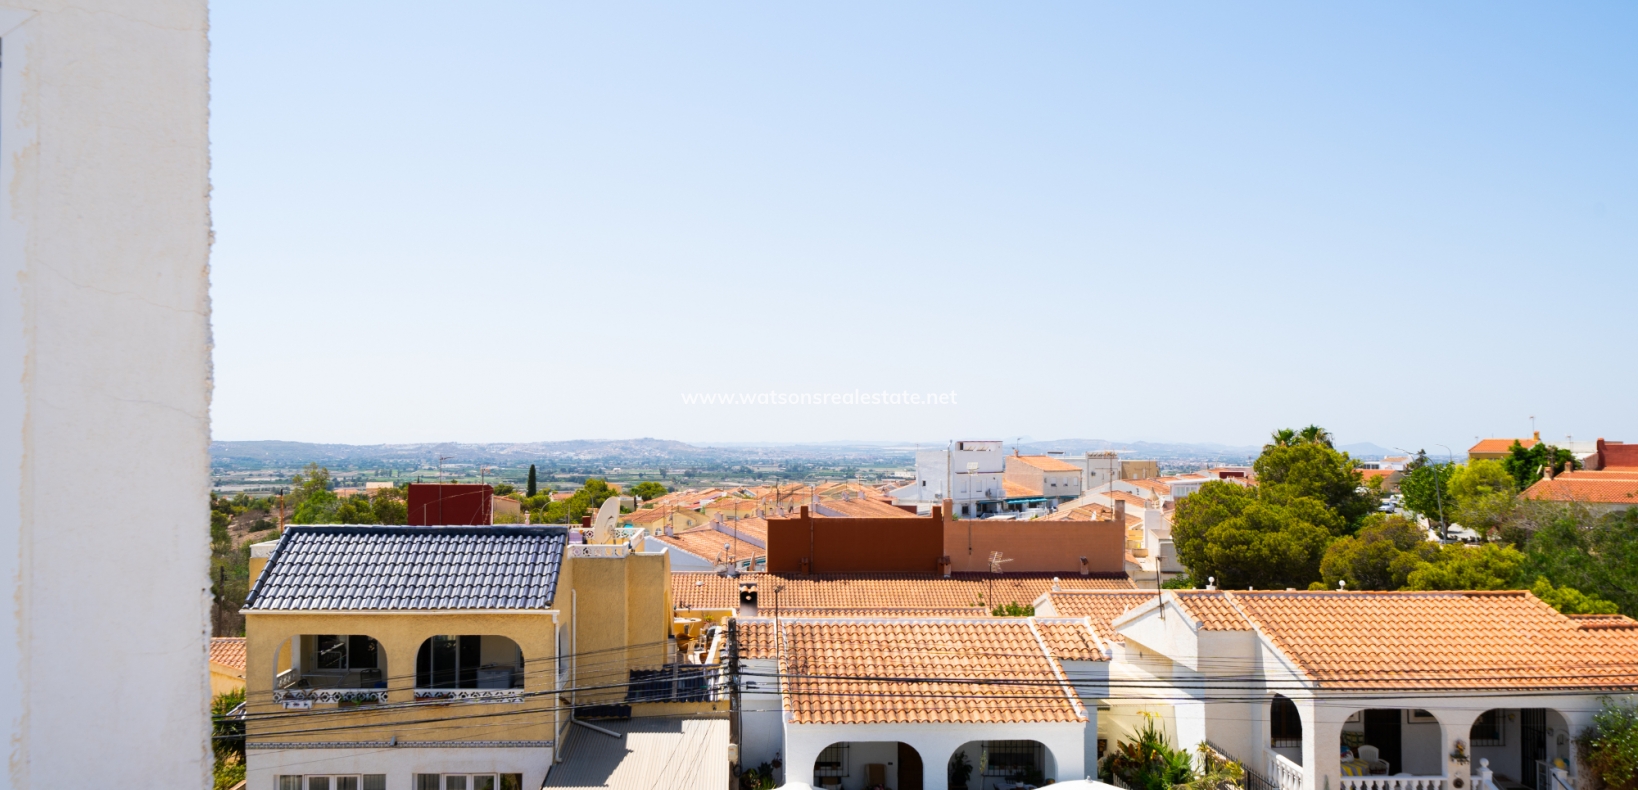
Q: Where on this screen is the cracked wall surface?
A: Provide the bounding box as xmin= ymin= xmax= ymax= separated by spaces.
xmin=0 ymin=0 xmax=212 ymax=786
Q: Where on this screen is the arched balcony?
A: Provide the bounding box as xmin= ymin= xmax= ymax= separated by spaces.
xmin=414 ymin=635 xmax=526 ymax=702
xmin=272 ymin=634 xmax=388 ymax=705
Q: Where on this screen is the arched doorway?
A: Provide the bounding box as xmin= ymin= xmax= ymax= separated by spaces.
xmin=949 ymin=740 xmax=1053 ymax=790
xmin=812 ymin=741 xmax=923 ymax=790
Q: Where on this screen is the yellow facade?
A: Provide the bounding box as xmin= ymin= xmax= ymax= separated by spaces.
xmin=244 ymin=550 xmax=675 ymax=749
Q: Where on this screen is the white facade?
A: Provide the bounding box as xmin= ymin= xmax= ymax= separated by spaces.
xmin=890 ymin=440 xmax=1006 ymax=514
xmin=248 ymin=746 xmax=552 ymax=790
xmin=783 ymin=721 xmax=1090 ymax=790
xmin=0 ymin=0 xmax=213 ymax=785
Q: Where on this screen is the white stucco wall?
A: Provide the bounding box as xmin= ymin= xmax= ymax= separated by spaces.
xmin=0 ymin=0 xmax=213 ymax=785
xmin=248 ymin=746 xmax=552 ymax=790
xmin=785 ymin=721 xmax=1088 ymax=790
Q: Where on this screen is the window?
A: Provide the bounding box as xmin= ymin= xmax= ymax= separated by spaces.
xmin=414 ymin=775 xmax=522 ymax=790
xmin=416 ymin=635 xmax=524 ymax=690
xmin=980 ymin=741 xmax=1044 ymax=778
xmin=815 ymin=743 xmax=850 ymax=778
xmin=1271 ymin=695 xmax=1302 ymax=747
xmin=315 ymin=635 xmax=379 ymax=671
xmin=1471 ymin=710 xmax=1504 ymax=746
xmin=277 ymin=776 xmax=385 ymax=790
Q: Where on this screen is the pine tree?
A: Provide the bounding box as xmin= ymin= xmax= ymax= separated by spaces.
xmin=526 ymin=464 xmax=538 ymax=498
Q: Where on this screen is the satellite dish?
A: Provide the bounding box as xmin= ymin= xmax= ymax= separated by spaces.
xmin=591 ymin=497 xmax=621 ymax=544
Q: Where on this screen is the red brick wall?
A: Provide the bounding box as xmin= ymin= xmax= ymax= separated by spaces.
xmin=945 ymin=518 xmax=1125 ymax=573
xmin=766 ymin=507 xmax=945 ymax=574
xmin=407 ymin=484 xmax=493 ymax=526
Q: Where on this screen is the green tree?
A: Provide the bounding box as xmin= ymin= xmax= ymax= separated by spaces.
xmin=1445 ymin=460 xmax=1516 ymax=534
xmin=631 ymin=481 xmax=668 ymax=501
xmin=288 ymin=463 xmax=339 ymax=524
xmin=526 ymin=464 xmax=538 ymax=498
xmin=1265 ymin=428 xmax=1298 ymax=451
xmin=211 ymin=687 xmax=246 ymax=789
xmin=1502 ymin=441 xmax=1578 ymax=491
xmin=1171 ymin=481 xmax=1335 ymax=590
xmin=1399 ymin=462 xmax=1455 ymax=527
xmin=1254 ymin=440 xmax=1374 ymax=530
xmin=1318 ymin=515 xmax=1438 ymax=590
xmin=1519 ymin=505 xmax=1638 ymax=617
xmin=1404 ymin=543 xmax=1524 ymax=590
xmin=371 ymin=488 xmax=408 ymax=525
xmin=1529 ymin=577 xmax=1619 ymax=615
xmin=1296 ymin=425 xmax=1334 ymax=448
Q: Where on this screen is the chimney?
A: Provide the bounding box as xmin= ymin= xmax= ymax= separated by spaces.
xmin=1596 ymin=438 xmax=1607 ymax=470
xmin=1114 ymin=498 xmax=1126 ymax=524
xmin=580 ymin=515 xmax=592 ymax=528
xmin=1533 ymin=431 xmax=1541 ymax=441
xmin=1079 ymin=556 xmax=1090 ymax=577
xmin=1544 ymin=464 xmax=1555 ymax=481
xmin=939 ymin=556 xmax=952 ymax=578
xmin=942 ymin=497 xmax=954 ymax=520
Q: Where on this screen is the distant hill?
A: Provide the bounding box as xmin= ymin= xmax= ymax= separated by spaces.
xmin=213 ymin=435 xmax=1388 ymax=469
xmin=1014 ymin=438 xmax=1261 ymax=461
xmin=1336 ymin=442 xmax=1396 ymax=459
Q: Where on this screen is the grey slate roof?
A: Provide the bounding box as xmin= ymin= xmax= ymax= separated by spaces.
xmin=244 ymin=526 xmax=567 ymax=611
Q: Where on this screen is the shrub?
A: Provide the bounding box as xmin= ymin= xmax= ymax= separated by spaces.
xmin=1579 ymin=698 xmax=1638 ymax=790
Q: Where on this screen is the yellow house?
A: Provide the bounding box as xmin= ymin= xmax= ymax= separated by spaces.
xmin=210 ymin=637 xmax=247 ymax=696
xmin=241 ymin=524 xmax=715 ymax=790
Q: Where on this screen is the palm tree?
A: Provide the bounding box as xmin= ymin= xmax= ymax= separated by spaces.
xmin=1297 ymin=425 xmax=1334 ymax=448
xmin=1265 ymin=428 xmax=1297 ymax=452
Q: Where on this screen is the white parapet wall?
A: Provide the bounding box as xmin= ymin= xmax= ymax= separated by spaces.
xmin=0 ymin=0 xmax=213 ymax=784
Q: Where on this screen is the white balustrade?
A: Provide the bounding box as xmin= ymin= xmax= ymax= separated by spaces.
xmin=1338 ymin=776 xmax=1446 ymax=790
xmin=1470 ymin=758 xmax=1500 ymax=790
xmin=1267 ymin=751 xmax=1305 ymax=790
xmin=412 ymin=688 xmax=525 ymax=703
xmin=275 ymin=668 xmax=298 ymax=689
xmin=271 ymin=688 xmax=387 ymax=704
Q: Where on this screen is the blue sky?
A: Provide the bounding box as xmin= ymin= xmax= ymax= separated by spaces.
xmin=208 ymin=2 xmax=1637 ymax=449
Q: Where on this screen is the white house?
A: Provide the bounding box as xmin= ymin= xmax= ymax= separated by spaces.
xmin=735 ymin=617 xmax=1095 ymax=790
xmin=891 ymin=441 xmax=1008 ymax=517
xmin=1035 ymin=588 xmax=1638 ymax=790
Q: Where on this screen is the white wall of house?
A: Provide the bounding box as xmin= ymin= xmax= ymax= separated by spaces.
xmin=739 ymin=657 xmax=785 ymax=778
xmin=249 ymin=746 xmax=552 ymax=790
xmin=0 ymin=1 xmax=213 ymax=784
xmin=892 ymin=444 xmax=1006 ymax=509
xmin=785 ymin=721 xmax=1088 ymax=790
xmin=642 ymin=540 xmax=716 ymax=572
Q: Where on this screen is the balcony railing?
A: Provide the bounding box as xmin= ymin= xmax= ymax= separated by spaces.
xmin=272 ymin=688 xmax=388 ymax=704
xmin=1338 ymin=777 xmax=1446 ymax=790
xmin=412 ymin=688 xmax=525 ymax=703
xmin=1267 ymin=750 xmax=1304 ymax=790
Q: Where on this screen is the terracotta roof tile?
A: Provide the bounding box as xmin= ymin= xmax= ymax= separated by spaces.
xmin=1003 ymin=480 xmax=1042 ymax=498
xmin=766 ymin=607 xmax=988 ymax=618
xmin=1038 ymin=591 xmax=1159 ymax=645
xmin=1173 ymin=591 xmax=1254 ymax=630
xmin=813 ymin=498 xmax=917 ymax=518
xmin=656 ymin=528 xmax=764 ymax=564
xmin=1522 ymin=471 xmax=1638 ymax=505
xmin=779 ymin=619 xmax=1085 ymax=724
xmin=1470 ymin=438 xmax=1538 ymax=455
xmin=1012 ymin=455 xmax=1081 ymax=472
xmin=672 ymin=572 xmax=757 ymax=610
xmin=1222 ymin=590 xmax=1638 ymax=690
xmin=759 ymin=573 xmax=1133 ymax=615
xmin=1034 ymin=618 xmax=1106 ymax=661
xmin=735 ymin=618 xmax=779 ymax=659
xmin=210 ymin=637 xmax=247 ymax=672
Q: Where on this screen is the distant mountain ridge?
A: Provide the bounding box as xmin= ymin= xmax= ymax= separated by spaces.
xmin=211 ymin=435 xmax=1337 ymax=468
